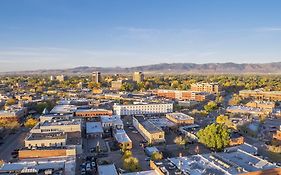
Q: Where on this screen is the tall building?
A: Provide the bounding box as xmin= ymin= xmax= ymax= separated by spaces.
xmin=92 ymin=71 xmax=101 ymax=83
xmin=133 ymin=71 xmax=144 ymax=83
xmin=56 ymin=75 xmax=65 ymax=82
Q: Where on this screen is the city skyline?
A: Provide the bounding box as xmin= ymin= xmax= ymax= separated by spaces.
xmin=1 ymin=0 xmax=281 ymax=71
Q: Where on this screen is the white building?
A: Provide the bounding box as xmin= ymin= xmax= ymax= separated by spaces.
xmin=113 ymin=103 xmax=173 ymax=116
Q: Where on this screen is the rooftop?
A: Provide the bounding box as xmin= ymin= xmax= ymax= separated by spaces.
xmin=40 ymin=119 xmax=81 ymax=127
xmin=134 ymin=116 xmax=163 ymax=133
xmin=86 ymin=122 xmax=103 ymax=134
xmin=98 ymin=164 xmax=118 ymax=175
xmin=50 ymin=105 xmax=77 ymax=114
xmin=26 ymin=132 xmax=66 ymax=141
xmin=100 ymin=115 xmax=123 ymax=124
xmin=166 ymin=112 xmax=194 ymax=121
xmin=114 ymin=129 xmax=131 ymax=143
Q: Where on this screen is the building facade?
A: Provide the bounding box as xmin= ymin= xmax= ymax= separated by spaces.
xmin=190 ymin=82 xmax=220 ymax=94
xmin=133 ymin=71 xmax=144 ymax=83
xmin=113 ymin=103 xmax=173 ymax=116
xmin=92 ymin=71 xmax=101 ymax=83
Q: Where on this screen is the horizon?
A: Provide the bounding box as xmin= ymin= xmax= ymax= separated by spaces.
xmin=2 ymin=61 xmax=281 ymax=73
xmin=1 ymin=0 xmax=281 ymax=71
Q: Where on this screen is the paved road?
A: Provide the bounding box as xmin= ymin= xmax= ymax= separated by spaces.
xmin=0 ymin=128 xmax=29 ymax=162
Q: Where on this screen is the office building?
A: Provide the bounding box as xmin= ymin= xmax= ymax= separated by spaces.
xmin=111 ymin=79 xmax=136 ymax=90
xmin=191 ymin=82 xmax=220 ymax=94
xmin=133 ymin=71 xmax=144 ymax=83
xmin=239 ymin=89 xmax=281 ymax=101
xmin=30 ymin=119 xmax=82 ymax=134
xmin=114 ymin=103 xmax=173 ymax=116
xmin=133 ymin=116 xmax=165 ymax=144
xmin=56 ymin=75 xmax=66 ymax=82
xmin=156 ymin=89 xmax=214 ymax=102
xmin=92 ymin=71 xmax=101 ymax=83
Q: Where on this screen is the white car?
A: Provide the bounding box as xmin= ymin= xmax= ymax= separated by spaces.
xmin=132 ymin=130 xmax=138 ymax=134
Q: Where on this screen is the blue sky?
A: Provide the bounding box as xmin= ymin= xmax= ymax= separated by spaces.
xmin=0 ymin=0 xmax=281 ymax=71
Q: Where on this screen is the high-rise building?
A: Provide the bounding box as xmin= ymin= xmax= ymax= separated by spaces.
xmin=133 ymin=71 xmax=144 ymax=83
xmin=56 ymin=75 xmax=65 ymax=82
xmin=92 ymin=71 xmax=101 ymax=83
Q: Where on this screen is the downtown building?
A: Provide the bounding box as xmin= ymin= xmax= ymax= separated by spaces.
xmin=155 ymin=89 xmax=214 ymax=102
xmin=190 ymin=82 xmax=221 ymax=94
xmin=113 ymin=102 xmax=173 ymax=116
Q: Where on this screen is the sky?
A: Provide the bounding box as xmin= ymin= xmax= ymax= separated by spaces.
xmin=0 ymin=0 xmax=281 ymax=72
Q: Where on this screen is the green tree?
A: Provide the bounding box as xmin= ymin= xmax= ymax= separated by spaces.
xmin=151 ymin=152 xmax=163 ymax=161
xmin=197 ymin=123 xmax=230 ymax=151
xmin=204 ymin=101 xmax=218 ymax=113
xmin=123 ymin=157 xmax=141 ymax=172
xmin=121 ymin=82 xmax=135 ymax=92
xmin=24 ymin=117 xmax=38 ymax=128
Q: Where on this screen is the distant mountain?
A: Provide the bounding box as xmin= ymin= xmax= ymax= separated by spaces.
xmin=2 ymin=62 xmax=281 ymax=75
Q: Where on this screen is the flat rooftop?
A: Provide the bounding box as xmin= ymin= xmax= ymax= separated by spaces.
xmin=26 ymin=132 xmax=66 ymax=141
xmin=100 ymin=115 xmax=122 ymax=124
xmin=98 ymin=164 xmax=118 ymax=175
xmin=167 ymin=112 xmax=194 ymax=121
xmin=50 ymin=105 xmax=77 ymax=114
xmin=40 ymin=119 xmax=81 ymax=127
xmin=134 ymin=116 xmax=163 ymax=133
xmin=86 ymin=122 xmax=103 ymax=134
xmin=114 ymin=129 xmax=131 ymax=143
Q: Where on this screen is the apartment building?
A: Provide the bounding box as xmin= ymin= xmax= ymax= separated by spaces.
xmin=245 ymin=101 xmax=275 ymax=113
xmin=113 ymin=103 xmax=173 ymax=116
xmin=239 ymin=89 xmax=281 ymax=101
xmin=191 ymin=82 xmax=220 ymax=94
xmin=133 ymin=116 xmax=165 ymax=144
xmin=166 ymin=112 xmax=194 ymax=125
xmin=156 ymin=89 xmax=213 ymax=102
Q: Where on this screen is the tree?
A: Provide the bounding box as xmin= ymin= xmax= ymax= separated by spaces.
xmin=197 ymin=123 xmax=230 ymax=151
xmin=151 ymin=152 xmax=163 ymax=161
xmin=121 ymin=82 xmax=134 ymax=92
xmin=174 ymin=136 xmax=188 ymax=149
xmin=5 ymin=98 xmax=16 ymax=106
xmin=122 ymin=150 xmax=133 ymax=160
xmin=204 ymin=101 xmax=218 ymax=113
xmin=122 ymin=150 xmax=141 ymax=172
xmin=24 ymin=117 xmax=38 ymax=128
xmin=123 ymin=157 xmax=141 ymax=172
xmin=216 ymin=115 xmax=234 ymax=129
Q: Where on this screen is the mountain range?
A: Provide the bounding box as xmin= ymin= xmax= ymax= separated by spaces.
xmin=2 ymin=62 xmax=281 ymax=75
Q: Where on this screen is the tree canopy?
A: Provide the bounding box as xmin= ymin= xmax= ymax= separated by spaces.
xmin=197 ymin=123 xmax=230 ymax=151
